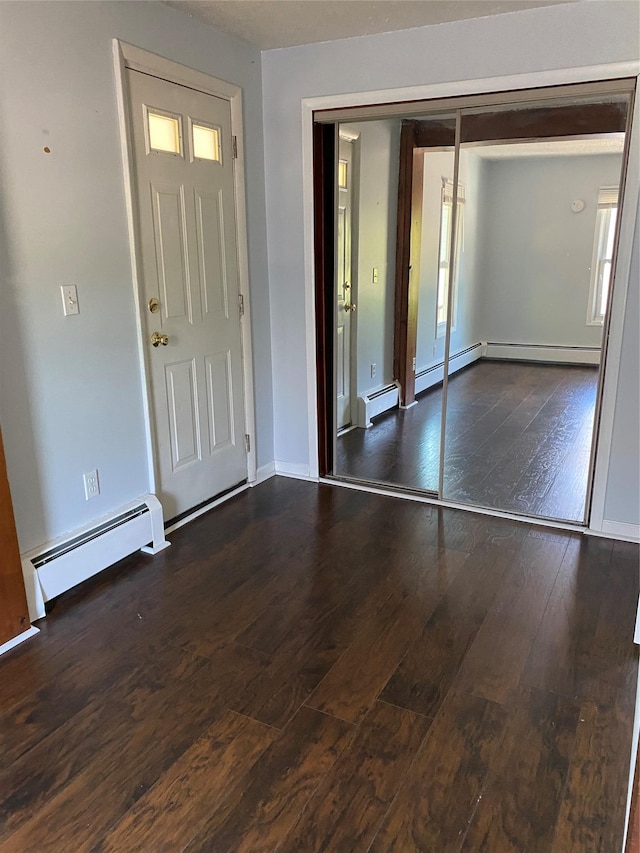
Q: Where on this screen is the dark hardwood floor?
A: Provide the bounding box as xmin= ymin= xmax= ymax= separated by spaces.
xmin=337 ymin=360 xmax=599 ymax=522
xmin=0 ymin=477 xmax=637 ymax=852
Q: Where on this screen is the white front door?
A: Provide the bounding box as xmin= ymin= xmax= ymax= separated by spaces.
xmin=127 ymin=69 xmax=247 ymax=520
xmin=336 ymin=137 xmax=354 ymax=430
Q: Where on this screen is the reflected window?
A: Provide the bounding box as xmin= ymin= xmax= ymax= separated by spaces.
xmin=436 ymin=179 xmax=465 ymax=335
xmin=587 ymin=186 xmax=618 ymax=325
xmin=147 ymin=110 xmax=182 ymax=154
xmin=338 ymin=159 xmax=348 ymax=189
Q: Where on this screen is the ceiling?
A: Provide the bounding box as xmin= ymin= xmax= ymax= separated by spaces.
xmin=164 ymin=0 xmax=578 ymax=50
xmin=472 ymin=135 xmax=626 ymax=159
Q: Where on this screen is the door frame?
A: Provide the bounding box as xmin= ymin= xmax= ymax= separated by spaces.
xmin=302 ymin=60 xmax=639 ymax=536
xmin=336 ymin=130 xmax=358 ymax=433
xmin=113 ymin=40 xmax=257 ymax=498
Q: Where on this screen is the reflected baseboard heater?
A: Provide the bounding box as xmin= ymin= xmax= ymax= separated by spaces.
xmin=357 ymin=382 xmax=400 ymax=428
xmin=21 ymin=494 xmax=170 ymax=622
xmin=415 ymin=342 xmax=483 ymax=396
xmin=482 ymin=342 xmax=601 ymax=365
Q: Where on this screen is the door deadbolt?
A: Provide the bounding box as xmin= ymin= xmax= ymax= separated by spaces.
xmin=148 ymin=298 xmax=160 ymax=314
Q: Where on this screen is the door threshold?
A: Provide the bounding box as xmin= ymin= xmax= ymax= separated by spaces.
xmin=330 ymin=473 xmax=438 ymax=499
xmin=337 ymin=425 xmax=358 ymax=437
xmin=319 ymin=475 xmax=589 ymax=534
xmin=165 ymin=480 xmax=248 ymax=534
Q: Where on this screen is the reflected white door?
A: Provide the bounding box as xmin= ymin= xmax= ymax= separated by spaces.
xmin=336 ymin=138 xmax=354 ymax=430
xmin=127 ymin=70 xmax=247 ymax=520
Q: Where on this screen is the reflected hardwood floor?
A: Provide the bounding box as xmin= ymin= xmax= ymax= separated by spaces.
xmin=337 ymin=360 xmax=599 ymax=522
xmin=0 ymin=477 xmax=637 ymax=852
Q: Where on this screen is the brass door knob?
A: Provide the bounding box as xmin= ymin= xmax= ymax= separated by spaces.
xmin=344 ymin=303 xmax=357 ymax=312
xmin=151 ymin=331 xmax=169 ymax=347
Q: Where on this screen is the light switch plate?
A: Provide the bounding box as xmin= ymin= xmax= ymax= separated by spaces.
xmin=61 ymin=285 xmax=79 ymax=316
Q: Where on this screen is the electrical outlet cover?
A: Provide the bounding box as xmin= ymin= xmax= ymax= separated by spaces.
xmin=83 ymin=469 xmax=100 ymax=500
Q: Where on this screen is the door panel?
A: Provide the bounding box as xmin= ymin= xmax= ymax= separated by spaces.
xmin=336 ymin=138 xmax=353 ymax=430
xmin=128 ymin=70 xmax=247 ymax=519
xmin=152 ymin=183 xmax=190 ymax=321
xmin=336 ymin=324 xmax=346 ymax=401
xmin=195 ymin=189 xmax=229 ymax=319
xmin=165 ymin=359 xmax=201 ymax=470
xmin=205 ymin=350 xmax=235 ymax=451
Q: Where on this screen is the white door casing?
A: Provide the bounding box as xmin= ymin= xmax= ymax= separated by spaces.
xmin=126 ymin=68 xmax=248 ymax=520
xmin=336 ymin=137 xmax=354 ymax=430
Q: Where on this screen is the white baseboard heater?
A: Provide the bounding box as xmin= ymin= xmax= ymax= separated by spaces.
xmin=356 ymin=381 xmax=400 ymax=428
xmin=483 ymin=342 xmax=601 ymax=365
xmin=415 ymin=342 xmax=483 ymax=396
xmin=21 ymin=494 xmax=170 ymax=622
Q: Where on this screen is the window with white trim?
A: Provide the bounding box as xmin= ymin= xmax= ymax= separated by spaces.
xmin=436 ymin=178 xmax=465 ymax=336
xmin=587 ymin=186 xmax=618 ymax=325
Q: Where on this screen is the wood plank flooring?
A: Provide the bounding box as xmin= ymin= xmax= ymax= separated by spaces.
xmin=337 ymin=360 xmax=598 ymax=522
xmin=0 ymin=477 xmax=637 ymax=852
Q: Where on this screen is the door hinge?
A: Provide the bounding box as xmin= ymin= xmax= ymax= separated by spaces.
xmin=239 ymin=293 xmax=245 ymax=316
xmin=232 ymin=135 xmax=238 ymax=159
xmin=245 ymin=434 xmax=251 ymax=453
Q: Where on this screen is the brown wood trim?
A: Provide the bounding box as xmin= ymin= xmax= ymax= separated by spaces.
xmin=414 ymin=120 xmax=456 ymax=148
xmin=313 ymin=122 xmax=335 ymax=477
xmin=405 ymin=149 xmax=425 ymax=405
xmin=394 ymin=117 xmax=456 ymax=409
xmin=457 ymin=101 xmax=628 ymax=144
xmin=393 ymin=122 xmax=415 ymax=407
xmin=0 ymin=428 xmax=30 ymax=645
xmin=394 ymin=123 xmax=429 ymax=408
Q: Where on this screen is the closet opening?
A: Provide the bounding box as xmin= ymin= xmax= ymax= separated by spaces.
xmin=313 ymin=79 xmax=635 ymax=524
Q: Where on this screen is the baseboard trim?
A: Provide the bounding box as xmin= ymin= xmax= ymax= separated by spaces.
xmin=0 ymin=625 xmax=39 ymax=657
xmin=415 ymin=342 xmax=483 ymax=396
xmin=274 ymin=461 xmax=314 ymax=480
xmin=165 ymin=483 xmax=249 ymax=535
xmin=253 ymin=462 xmax=276 ymax=484
xmin=598 ymin=520 xmax=640 ymax=543
xmin=483 ymin=342 xmax=601 ymax=365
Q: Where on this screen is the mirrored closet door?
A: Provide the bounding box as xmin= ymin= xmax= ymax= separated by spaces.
xmin=318 ymin=79 xmax=634 ymax=524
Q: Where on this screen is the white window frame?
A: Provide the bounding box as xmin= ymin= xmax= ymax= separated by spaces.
xmin=436 ymin=178 xmax=465 ymax=338
xmin=586 ymin=186 xmax=619 ymax=326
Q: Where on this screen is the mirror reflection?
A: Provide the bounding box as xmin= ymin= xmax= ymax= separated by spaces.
xmin=442 ymin=135 xmax=624 ymax=521
xmin=333 ymin=93 xmax=629 ymax=524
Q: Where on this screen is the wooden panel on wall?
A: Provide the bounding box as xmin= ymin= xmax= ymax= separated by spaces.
xmin=394 ymin=122 xmax=427 ymax=408
xmin=458 ymin=101 xmax=628 ymax=144
xmin=313 ymin=122 xmax=336 ymax=477
xmin=0 ymin=428 xmax=30 ymax=645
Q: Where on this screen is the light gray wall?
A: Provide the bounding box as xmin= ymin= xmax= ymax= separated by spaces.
xmin=477 ymin=152 xmax=624 ymax=347
xmin=0 ymin=1 xmax=271 ymax=551
xmin=416 ymin=148 xmax=485 ymax=369
xmin=604 ymin=197 xmax=640 ymax=527
xmin=261 ymin=0 xmax=640 ymax=528
xmin=341 ymin=121 xmax=400 ymax=396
